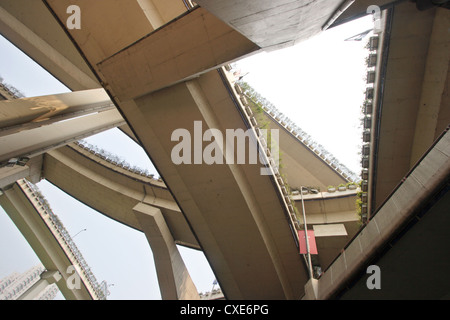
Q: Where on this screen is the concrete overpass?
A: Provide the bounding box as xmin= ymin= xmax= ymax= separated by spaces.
xmin=1 ymin=0 xmax=448 ymax=300
xmin=37 ymin=0 xmax=377 ymax=299
xmin=0 ymin=179 xmax=106 ymax=300
xmin=366 ymin=2 xmax=450 ymax=216
xmin=0 ymin=66 xmax=360 ymax=299
xmin=0 ymin=68 xmax=361 ymax=299
xmin=303 ymin=127 xmax=450 ymax=299
xmin=42 ymin=141 xmax=359 ymax=296
xmin=344 ymin=1 xmax=450 ymax=220
xmin=301 ymin=1 xmax=450 ymax=299
xmin=0 ymin=89 xmax=124 ymax=168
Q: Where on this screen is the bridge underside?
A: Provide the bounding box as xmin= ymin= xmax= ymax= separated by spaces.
xmin=0 ymin=180 xmax=95 ymax=300
xmin=1 ymin=0 xmax=448 ymax=300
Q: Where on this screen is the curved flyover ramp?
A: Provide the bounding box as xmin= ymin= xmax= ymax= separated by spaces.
xmin=43 ymin=142 xmax=198 ymax=249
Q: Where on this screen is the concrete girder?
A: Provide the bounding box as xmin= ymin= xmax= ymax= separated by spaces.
xmin=0 ymin=1 xmax=99 ymax=91
xmin=0 ymin=155 xmax=43 ymax=189
xmin=409 ymin=7 xmax=450 ymax=166
xmin=17 ymin=270 xmax=62 ymax=300
xmin=0 ymin=108 xmax=125 ymax=164
xmin=43 ymin=1 xmax=260 ymax=99
xmin=263 ymin=112 xmax=350 ymax=191
xmin=0 ymin=88 xmax=114 ymax=137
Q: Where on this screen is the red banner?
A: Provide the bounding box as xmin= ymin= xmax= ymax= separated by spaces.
xmin=298 ymin=230 xmax=318 ymax=255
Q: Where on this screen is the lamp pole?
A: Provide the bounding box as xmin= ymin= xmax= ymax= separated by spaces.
xmin=300 ymin=186 xmax=313 ymax=279
xmin=72 ymin=228 xmax=87 ymax=239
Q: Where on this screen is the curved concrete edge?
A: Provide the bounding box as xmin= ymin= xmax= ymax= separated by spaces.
xmin=303 ymin=129 xmax=450 ymax=300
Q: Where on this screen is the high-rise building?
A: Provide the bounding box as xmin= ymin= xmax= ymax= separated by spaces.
xmin=0 ymin=265 xmax=59 ymax=300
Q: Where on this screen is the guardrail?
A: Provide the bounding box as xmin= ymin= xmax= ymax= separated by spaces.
xmin=235 ymin=80 xmax=359 ymax=183
xmin=220 ymin=67 xmax=303 ymax=247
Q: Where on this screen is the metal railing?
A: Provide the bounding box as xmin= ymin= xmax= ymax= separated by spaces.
xmin=236 ymin=81 xmax=359 ymax=182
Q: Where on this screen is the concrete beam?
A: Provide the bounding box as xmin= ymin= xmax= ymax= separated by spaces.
xmin=371 ymin=2 xmax=447 ymax=210
xmin=44 ymin=1 xmax=259 ymax=100
xmin=0 ymin=1 xmax=99 ymax=91
xmin=0 ymin=108 xmax=125 ymax=164
xmin=44 ymin=0 xmax=159 ymax=66
xmin=133 ymin=203 xmax=199 ymax=300
xmin=0 ymin=89 xmax=114 ymax=137
xmin=17 ymin=270 xmax=62 ymax=300
xmin=137 ymin=0 xmax=188 ymax=29
xmin=0 ymin=155 xmax=43 ymax=189
xmin=96 ymin=7 xmax=260 ymax=100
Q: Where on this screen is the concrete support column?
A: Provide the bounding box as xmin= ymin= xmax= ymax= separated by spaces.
xmin=136 ymin=0 xmax=165 ymax=29
xmin=133 ymin=203 xmax=199 ymax=300
xmin=18 ymin=270 xmax=62 ymax=300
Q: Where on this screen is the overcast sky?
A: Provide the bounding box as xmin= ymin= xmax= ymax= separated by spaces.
xmin=0 ymin=14 xmax=374 ymax=300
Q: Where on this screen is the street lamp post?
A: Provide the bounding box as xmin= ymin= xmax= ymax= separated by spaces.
xmin=300 ymin=186 xmax=313 ymax=279
xmin=72 ymin=228 xmax=87 ymax=239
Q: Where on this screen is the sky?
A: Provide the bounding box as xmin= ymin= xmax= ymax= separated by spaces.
xmin=0 ymin=14 xmax=374 ymax=300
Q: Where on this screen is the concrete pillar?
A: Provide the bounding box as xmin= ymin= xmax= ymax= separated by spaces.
xmin=133 ymin=203 xmax=199 ymax=300
xmin=136 ymin=0 xmax=165 ymax=29
xmin=136 ymin=0 xmax=188 ymax=29
xmin=18 ymin=270 xmax=62 ymax=300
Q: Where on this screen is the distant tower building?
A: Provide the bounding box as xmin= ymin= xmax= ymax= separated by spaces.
xmin=0 ymin=265 xmax=59 ymax=300
xmin=199 ymin=279 xmax=225 ymax=300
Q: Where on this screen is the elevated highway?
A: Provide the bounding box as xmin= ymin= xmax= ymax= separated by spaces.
xmin=301 ymin=1 xmax=450 ymax=299
xmin=0 ymin=89 xmax=124 ymax=167
xmin=0 ymin=179 xmax=106 ymax=300
xmin=359 ymin=2 xmax=450 ymax=217
xmin=303 ymin=127 xmax=450 ymax=299
xmin=41 ymin=73 xmax=311 ymax=299
xmin=40 ymin=141 xmax=359 ymax=294
xmin=38 ymin=0 xmax=375 ymax=299
xmin=3 ymin=0 xmax=446 ymax=300
xmin=44 ymin=142 xmax=197 ymax=249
